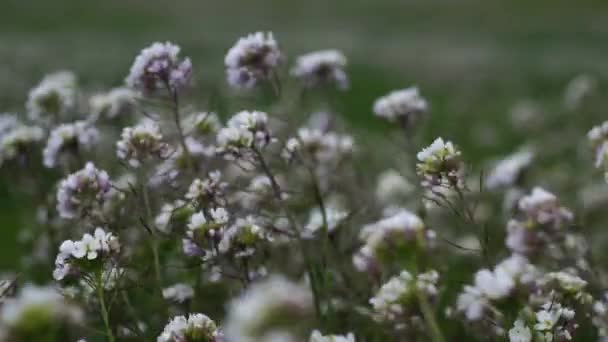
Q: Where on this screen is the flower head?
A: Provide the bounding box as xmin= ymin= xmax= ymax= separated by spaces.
xmin=116 ymin=119 xmax=169 ymax=168
xmin=158 ymin=313 xmax=222 ymax=342
xmin=373 ymin=87 xmax=428 ymax=125
xmin=27 ymin=71 xmax=77 ymax=123
xmin=225 ymin=32 xmax=283 ymax=89
xmin=291 ymin=49 xmax=348 ymax=90
xmin=56 ymin=162 xmax=112 ymax=219
xmin=126 ymin=42 xmax=192 ymax=93
xmin=43 ymin=121 xmax=99 ymax=168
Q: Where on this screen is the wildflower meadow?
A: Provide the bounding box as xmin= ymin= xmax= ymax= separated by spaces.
xmin=1 ymin=1 xmax=608 ymax=341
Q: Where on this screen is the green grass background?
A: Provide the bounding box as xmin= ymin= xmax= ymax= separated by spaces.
xmin=1 ymin=0 xmax=607 ymax=269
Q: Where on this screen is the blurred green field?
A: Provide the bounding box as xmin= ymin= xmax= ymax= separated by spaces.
xmin=1 ymin=0 xmax=607 ymax=268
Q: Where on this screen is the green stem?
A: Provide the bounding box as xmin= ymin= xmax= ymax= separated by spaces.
xmin=416 ymin=288 xmax=445 ymax=342
xmin=96 ymin=275 xmax=116 ymax=342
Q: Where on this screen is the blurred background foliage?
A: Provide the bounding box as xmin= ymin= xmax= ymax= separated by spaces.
xmin=1 ymin=0 xmax=607 ymax=269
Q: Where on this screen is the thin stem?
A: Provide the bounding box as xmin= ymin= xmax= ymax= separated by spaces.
xmin=416 ymin=288 xmax=445 ymax=342
xmin=96 ymin=275 xmax=116 ymax=342
xmin=167 ymin=85 xmax=194 ymax=171
xmin=138 ymin=170 xmax=164 ymax=296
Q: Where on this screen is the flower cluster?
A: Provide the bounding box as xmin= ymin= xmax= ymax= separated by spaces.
xmin=291 ymin=49 xmax=349 ymax=90
xmin=126 ymin=41 xmax=192 ymax=93
xmin=505 ymin=187 xmax=574 ymax=256
xmin=0 ymin=124 xmax=44 ymax=165
xmin=116 ymin=119 xmax=170 ymax=167
xmin=216 ymin=110 xmax=271 ymax=157
xmin=416 ymin=137 xmax=464 ymax=191
xmin=26 ymin=71 xmax=77 ymax=123
xmin=158 ymin=313 xmax=223 ymax=342
xmin=56 ymin=162 xmax=112 ymax=219
xmin=309 ymin=330 xmax=355 ymax=342
xmin=53 ymin=227 xmax=120 ymax=281
xmin=370 ymin=269 xmax=439 ymax=326
xmin=43 ymin=121 xmax=99 ymax=168
xmin=353 ymin=209 xmax=435 ymax=273
xmin=225 ymin=32 xmax=283 ymax=89
xmin=373 ymin=87 xmax=428 ymax=126
xmin=89 ymin=87 xmax=136 ymax=120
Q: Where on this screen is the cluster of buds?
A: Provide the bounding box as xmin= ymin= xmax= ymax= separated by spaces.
xmin=353 ymin=209 xmax=435 ymax=273
xmin=505 ymin=187 xmax=574 ymax=256
xmin=53 ymin=227 xmax=120 ymax=281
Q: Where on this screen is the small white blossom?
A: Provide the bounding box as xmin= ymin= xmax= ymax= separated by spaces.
xmin=416 ymin=137 xmax=464 ymax=190
xmin=0 ymin=125 xmax=45 ymax=165
xmin=508 ymin=319 xmax=532 ymax=342
xmin=486 ymin=149 xmax=534 ymax=189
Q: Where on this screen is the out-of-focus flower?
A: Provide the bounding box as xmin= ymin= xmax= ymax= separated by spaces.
xmin=53 ymin=227 xmax=120 ymax=281
xmin=158 ymin=313 xmax=222 ymax=342
xmin=219 ymin=215 xmax=268 ymax=258
xmin=43 ymin=121 xmax=99 ymax=168
xmin=89 ymin=87 xmax=136 ymax=120
xmin=375 ymin=169 xmax=415 ymax=204
xmin=56 ymin=162 xmax=112 ymax=219
xmin=184 ymin=112 xmax=222 ymax=137
xmin=303 ymin=204 xmax=348 ymax=238
xmin=126 ymin=42 xmax=192 ymax=93
xmin=291 ymin=50 xmax=348 ymax=90
xmin=185 ymin=170 xmax=227 ymax=206
xmin=216 ymin=110 xmax=271 ymax=158
xmin=282 ymin=128 xmax=354 ymax=173
xmin=162 ymin=283 xmax=195 ymax=303
xmin=224 ymin=275 xmax=313 ymax=342
xmin=0 ymin=125 xmax=44 ymax=165
xmin=0 ymin=284 xmax=83 ymax=340
xmin=564 ymin=74 xmax=597 ymax=111
xmin=225 ymin=32 xmax=283 ymax=89
xmin=373 ymin=87 xmax=428 ymax=127
xmin=508 ymin=319 xmax=531 ymax=342
xmin=486 ymin=149 xmax=534 ymax=190
xmin=370 ymin=269 xmax=439 ymax=324
xmin=309 ymin=330 xmax=355 ymax=342
xmin=116 ymin=119 xmax=169 ymax=168
xmin=26 ymin=71 xmax=77 ymax=123
xmin=353 ymin=209 xmax=435 ymax=273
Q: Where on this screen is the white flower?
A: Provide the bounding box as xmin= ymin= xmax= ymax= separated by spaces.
xmin=564 ymin=74 xmax=597 ymax=110
xmin=185 ymin=111 xmax=222 ymax=136
xmin=283 ymin=128 xmax=354 ymax=167
xmin=486 ymin=149 xmax=534 ymax=189
xmin=216 ymin=110 xmax=271 ymax=155
xmin=225 ymin=32 xmax=283 ymax=89
xmin=126 ymin=42 xmax=192 ymax=93
xmin=43 ymin=121 xmax=99 ymax=168
xmin=303 ymin=205 xmax=348 ymax=237
xmin=0 ymin=113 xmax=19 ymax=138
xmin=219 ymin=215 xmax=266 ymax=256
xmin=53 ymin=227 xmax=120 ymax=281
xmin=416 ymin=137 xmax=463 ymax=190
xmin=157 ymin=313 xmax=221 ymax=342
xmin=56 ymin=162 xmax=112 ymax=219
xmin=534 ymin=308 xmax=561 ymax=331
xmin=373 ymin=87 xmax=428 ymax=123
xmin=116 ymin=119 xmax=169 ymax=168
xmin=224 ymin=275 xmax=313 ymax=342
xmin=309 ymin=330 xmax=355 ymax=342
xmin=89 ymin=87 xmax=136 ymax=120
xmin=508 ymin=319 xmax=532 ymax=342
xmin=162 ymin=283 xmax=194 ymax=303
xmin=291 ymin=49 xmax=348 ymax=90
xmin=26 ymin=71 xmax=76 ymax=123
xmin=185 ymin=170 xmax=226 ymax=205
